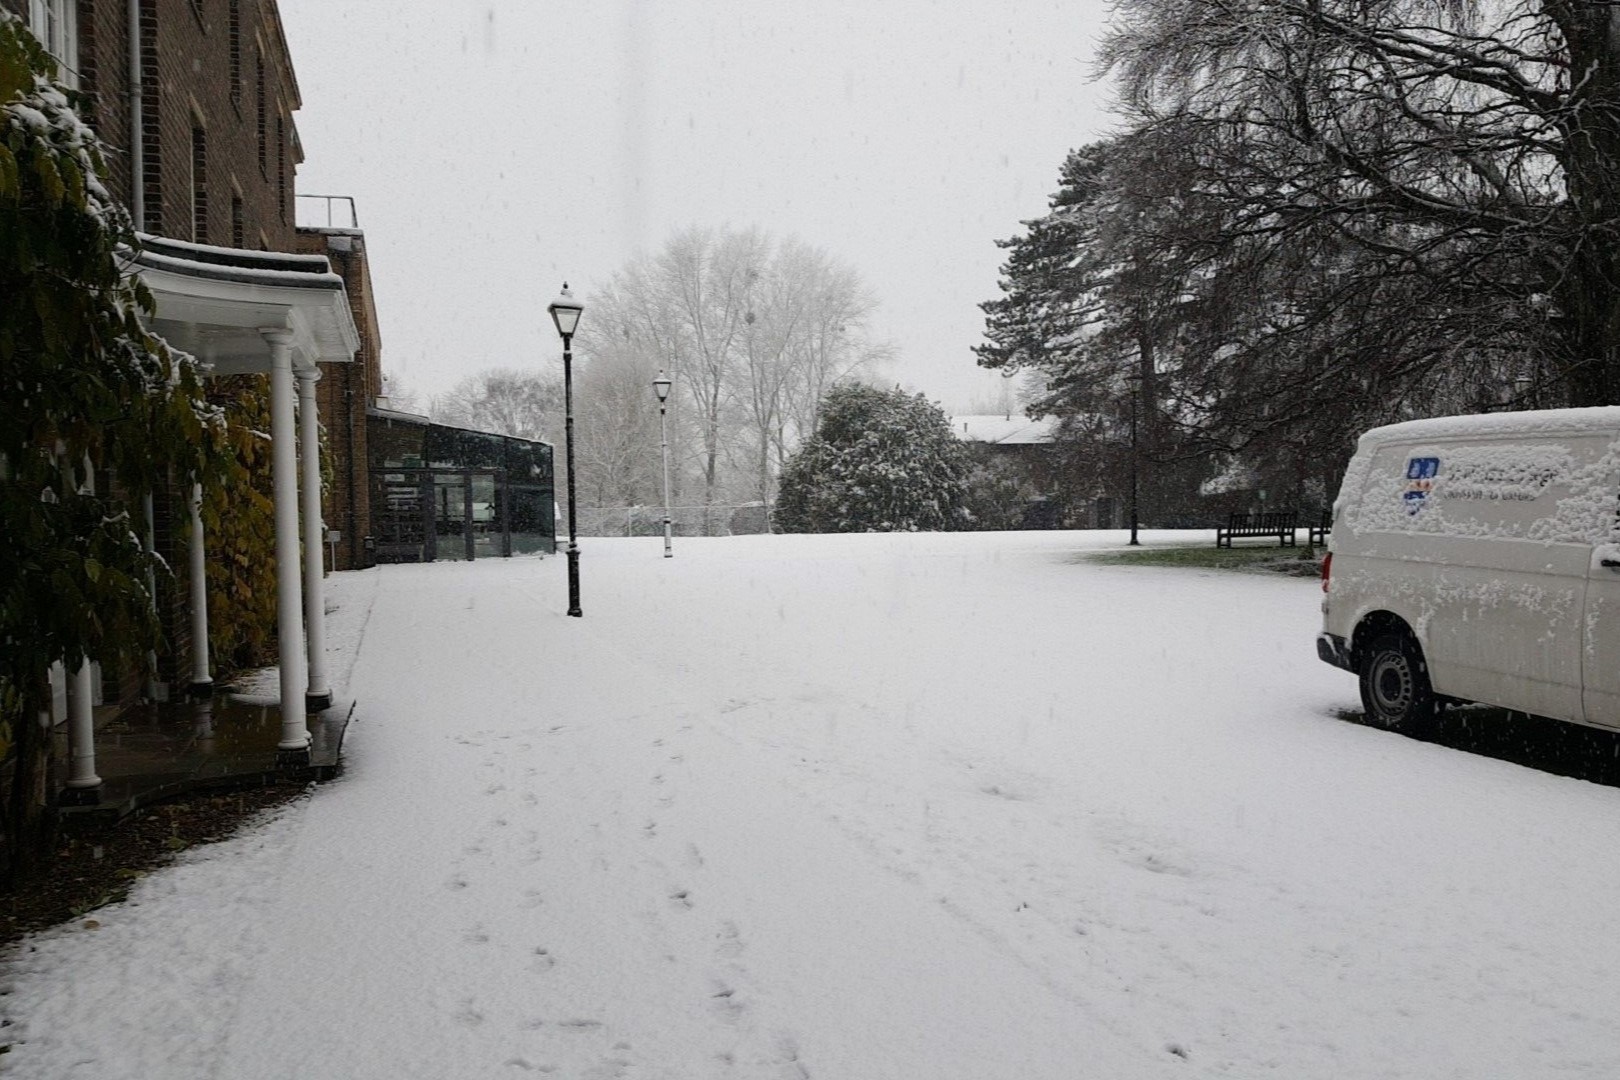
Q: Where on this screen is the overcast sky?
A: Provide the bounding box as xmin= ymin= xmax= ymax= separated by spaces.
xmin=278 ymin=0 xmax=1116 ymax=413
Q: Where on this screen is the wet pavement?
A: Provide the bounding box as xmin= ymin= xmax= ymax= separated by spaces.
xmin=53 ymin=693 xmax=351 ymax=819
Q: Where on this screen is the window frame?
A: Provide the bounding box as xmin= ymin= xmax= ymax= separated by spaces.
xmin=27 ymin=0 xmax=80 ymax=89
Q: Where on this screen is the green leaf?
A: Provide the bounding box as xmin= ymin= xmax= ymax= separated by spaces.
xmin=0 ymin=142 xmax=18 ymax=199
xmin=34 ymin=151 xmax=64 ymax=204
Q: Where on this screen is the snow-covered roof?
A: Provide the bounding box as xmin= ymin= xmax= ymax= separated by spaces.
xmin=132 ymin=234 xmax=344 ymax=290
xmin=950 ymin=414 xmax=1058 ymax=445
xmin=367 ymin=406 xmax=554 ymax=448
xmin=1360 ymin=407 xmax=1620 ymax=448
xmin=129 ymin=233 xmax=359 ymax=375
xmin=368 ymin=405 xmax=433 ymax=426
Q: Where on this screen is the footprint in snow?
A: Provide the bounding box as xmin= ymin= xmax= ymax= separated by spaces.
xmin=669 ymin=888 xmax=693 ymax=909
xmin=710 ymin=981 xmax=746 ymax=1023
xmin=715 ymin=920 xmax=744 ymax=958
xmin=529 ymin=946 xmax=556 ymax=972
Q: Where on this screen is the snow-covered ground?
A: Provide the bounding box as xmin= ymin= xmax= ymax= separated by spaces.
xmin=9 ymin=530 xmax=1620 ymax=1079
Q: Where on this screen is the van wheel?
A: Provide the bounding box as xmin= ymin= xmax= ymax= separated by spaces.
xmin=1358 ymin=633 xmax=1438 ymax=737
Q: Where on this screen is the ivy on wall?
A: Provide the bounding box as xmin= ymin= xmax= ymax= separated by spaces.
xmin=200 ymin=375 xmax=338 ymax=679
xmin=200 ymin=375 xmax=278 ymax=675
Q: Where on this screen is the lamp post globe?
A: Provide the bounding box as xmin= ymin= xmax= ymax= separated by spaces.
xmin=547 ymin=283 xmax=585 ymax=616
xmin=653 ymin=371 xmax=674 ymax=558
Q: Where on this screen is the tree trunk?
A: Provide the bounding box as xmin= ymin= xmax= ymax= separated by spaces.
xmin=1551 ymin=0 xmax=1620 ymax=406
xmin=3 ymin=674 xmax=58 ymax=891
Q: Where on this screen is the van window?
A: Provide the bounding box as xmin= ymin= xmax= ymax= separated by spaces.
xmin=1346 ymin=437 xmax=1620 ymax=544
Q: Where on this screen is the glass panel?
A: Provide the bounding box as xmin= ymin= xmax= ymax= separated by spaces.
xmin=471 ymin=473 xmax=500 ymax=558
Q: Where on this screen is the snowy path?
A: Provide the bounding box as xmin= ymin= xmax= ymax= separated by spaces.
xmin=9 ymin=532 xmax=1620 ymax=1079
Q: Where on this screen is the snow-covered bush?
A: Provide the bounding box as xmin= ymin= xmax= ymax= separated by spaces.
xmin=775 ymin=384 xmax=971 ymax=533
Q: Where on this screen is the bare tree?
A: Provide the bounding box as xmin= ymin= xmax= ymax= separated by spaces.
xmin=430 ymin=368 xmax=563 ymax=443
xmin=578 ymin=226 xmax=885 ymax=524
xmin=1101 ymin=0 xmax=1620 ymax=407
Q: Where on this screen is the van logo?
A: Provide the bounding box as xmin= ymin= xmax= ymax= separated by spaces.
xmin=1404 ymin=456 xmax=1439 ymax=515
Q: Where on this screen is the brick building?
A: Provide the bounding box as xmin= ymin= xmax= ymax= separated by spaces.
xmin=9 ymin=0 xmax=303 ymax=247
xmin=9 ymin=1 xmax=360 ymax=793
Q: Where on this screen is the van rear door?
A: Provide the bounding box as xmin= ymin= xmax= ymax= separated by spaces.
xmin=1358 ymin=434 xmax=1611 ymax=723
xmin=1583 ymin=449 xmax=1620 ymax=727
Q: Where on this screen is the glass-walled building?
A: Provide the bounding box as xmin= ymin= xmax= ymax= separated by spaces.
xmin=368 ymin=408 xmax=556 ymax=563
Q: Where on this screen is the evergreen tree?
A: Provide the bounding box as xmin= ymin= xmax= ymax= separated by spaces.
xmin=775 ymin=384 xmax=970 ymax=533
xmin=0 ymin=14 xmax=225 ymax=884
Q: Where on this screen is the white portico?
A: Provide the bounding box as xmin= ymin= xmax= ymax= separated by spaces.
xmin=130 ymin=234 xmax=358 ymax=763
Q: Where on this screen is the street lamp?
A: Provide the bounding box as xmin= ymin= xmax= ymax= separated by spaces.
xmin=652 ymin=371 xmax=674 ymax=558
xmin=548 ymin=283 xmax=585 ymax=617
xmin=1127 ymin=371 xmax=1141 ymax=547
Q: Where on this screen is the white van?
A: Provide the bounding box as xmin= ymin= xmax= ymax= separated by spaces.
xmin=1318 ymin=407 xmax=1620 ymax=736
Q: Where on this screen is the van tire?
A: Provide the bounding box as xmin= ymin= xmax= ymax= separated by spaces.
xmin=1359 ymin=633 xmax=1439 ymax=737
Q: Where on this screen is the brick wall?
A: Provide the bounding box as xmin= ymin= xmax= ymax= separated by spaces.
xmin=44 ymin=0 xmax=303 ymax=246
xmin=298 ymin=227 xmax=384 ymax=571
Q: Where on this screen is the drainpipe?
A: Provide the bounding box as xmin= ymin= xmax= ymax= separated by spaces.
xmin=128 ymin=0 xmax=143 ymax=231
xmin=297 ymin=367 xmax=331 ymax=710
xmin=345 ymin=384 xmax=358 ymax=569
xmin=142 ymin=491 xmax=159 ymax=699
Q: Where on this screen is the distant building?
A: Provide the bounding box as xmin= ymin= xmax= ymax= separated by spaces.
xmin=367 ymin=407 xmax=556 ymax=564
xmin=951 ymin=414 xmax=1069 ymax=529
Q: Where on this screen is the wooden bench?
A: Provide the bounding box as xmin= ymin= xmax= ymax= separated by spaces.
xmin=1215 ymin=511 xmax=1298 ymax=548
xmin=1308 ymin=510 xmax=1331 ymax=547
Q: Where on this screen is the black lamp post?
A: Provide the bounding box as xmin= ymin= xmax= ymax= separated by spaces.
xmin=548 ymin=283 xmax=585 ymax=616
xmin=1128 ymin=371 xmax=1141 ymax=546
xmin=653 ymin=371 xmax=674 ymax=558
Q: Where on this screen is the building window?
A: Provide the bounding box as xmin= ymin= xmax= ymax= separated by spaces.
xmin=231 ymin=193 xmax=244 ymax=248
xmin=228 ymin=1 xmax=242 ymax=109
xmin=276 ymin=115 xmax=286 ymax=223
xmin=27 ymin=0 xmax=79 ymax=89
xmin=191 ymin=125 xmax=208 ymax=243
xmin=256 ymin=53 xmax=267 ymax=176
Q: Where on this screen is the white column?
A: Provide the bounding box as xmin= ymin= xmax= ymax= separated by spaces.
xmin=296 ymin=367 xmax=331 ymax=710
xmin=188 ymin=482 xmax=212 ymax=695
xmin=65 ymin=457 xmax=100 ymax=791
xmin=264 ymin=328 xmax=308 ymax=752
xmin=66 ymin=660 xmax=100 ymax=791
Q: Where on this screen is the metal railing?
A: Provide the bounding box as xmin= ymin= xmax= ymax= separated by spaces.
xmin=295 ymin=194 xmax=360 ymax=230
xmin=576 ymin=504 xmax=772 ymax=538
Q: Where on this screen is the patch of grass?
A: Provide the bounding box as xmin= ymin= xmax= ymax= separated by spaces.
xmin=1087 ymin=544 xmax=1326 ymax=577
xmin=0 ymin=781 xmax=310 ymax=947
